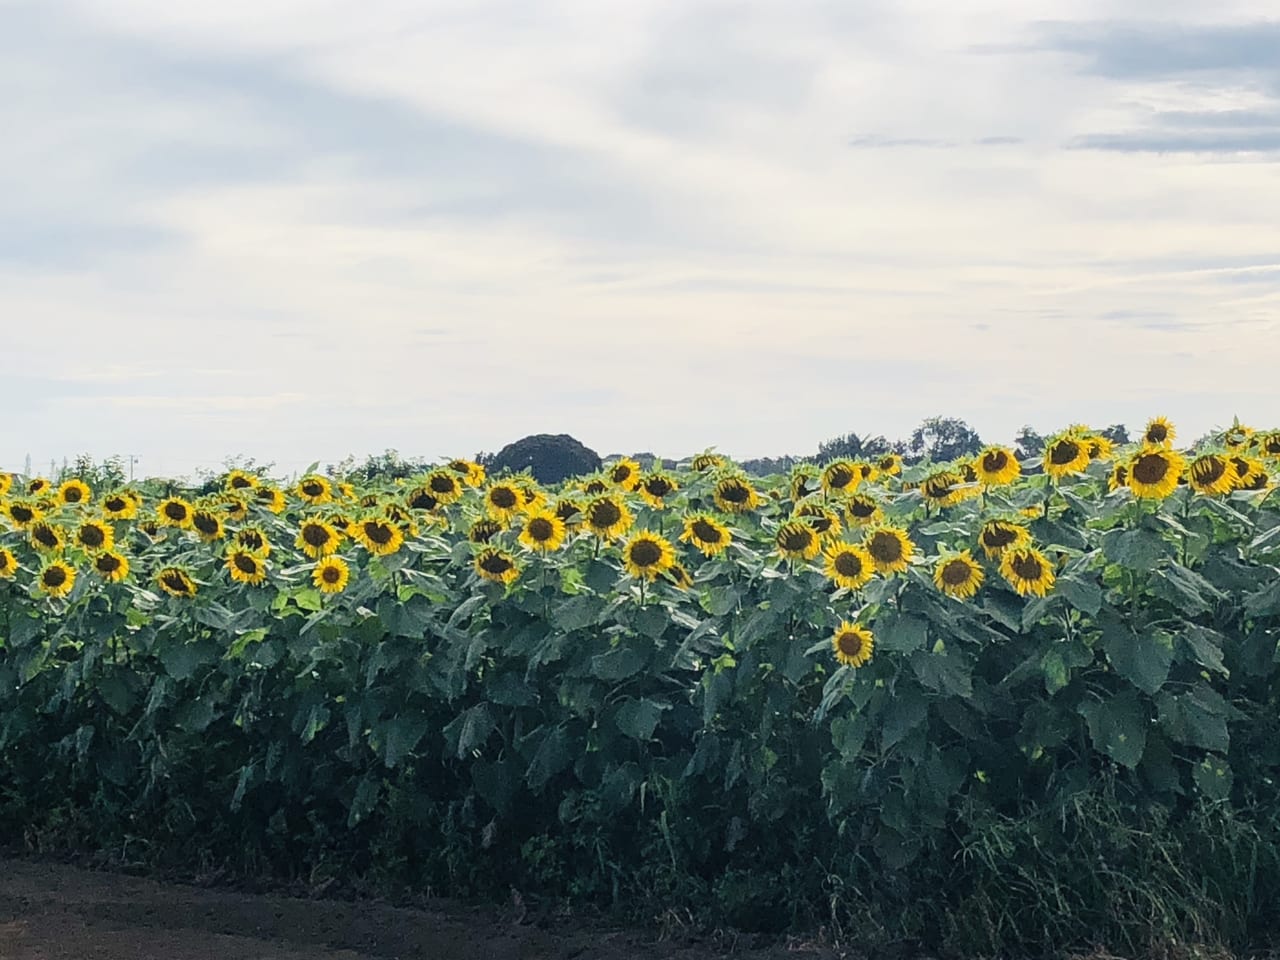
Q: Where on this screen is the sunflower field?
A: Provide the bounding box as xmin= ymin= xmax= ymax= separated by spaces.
xmin=3 ymin=420 xmax=1280 ymax=955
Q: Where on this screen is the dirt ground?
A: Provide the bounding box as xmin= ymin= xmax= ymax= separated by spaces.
xmin=0 ymin=858 xmax=845 ymax=960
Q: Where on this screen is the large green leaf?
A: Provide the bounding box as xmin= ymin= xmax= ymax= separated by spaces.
xmin=1078 ymin=690 xmax=1148 ymax=768
xmin=614 ymin=698 xmax=667 ymax=741
xmin=1101 ymin=623 xmax=1173 ymax=695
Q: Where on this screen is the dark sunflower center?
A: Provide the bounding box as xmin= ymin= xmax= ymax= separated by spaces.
xmin=33 ymin=526 xmax=59 ymax=548
xmin=1192 ymin=457 xmax=1227 ymax=484
xmin=1113 ymin=466 xmax=1128 ymax=484
xmin=234 ymin=553 xmax=259 ymax=574
xmin=982 ymin=525 xmax=1017 ymax=548
xmin=1266 ymin=437 xmax=1280 ymax=455
xmin=105 ymin=497 xmax=127 ymax=512
xmin=982 ymin=451 xmax=1008 ymax=472
xmin=162 ymin=572 xmax=191 ymax=593
xmin=239 ymin=531 xmax=265 ymax=550
xmin=806 ymin=515 xmax=833 ymax=533
xmin=230 ymin=476 xmax=253 ymax=489
xmin=322 ymin=564 xmax=343 ymax=584
xmin=826 ymin=466 xmax=854 ymax=488
xmin=941 ymin=560 xmax=972 ymax=586
xmin=878 ymin=457 xmax=896 ymax=470
xmin=848 ymin=499 xmax=876 ymax=518
xmin=470 ymin=521 xmax=500 ymax=543
xmin=644 ymin=477 xmax=673 ymax=497
xmin=490 ymin=488 xmax=519 ymax=509
xmin=79 ymin=526 xmax=106 ymax=548
xmin=363 ymin=522 xmax=394 ymax=545
xmin=11 ymin=505 xmax=33 ymax=523
xmin=779 ymin=526 xmax=813 ymax=552
xmin=556 ymin=503 xmax=580 ymax=521
xmin=409 ymin=491 xmax=439 ymax=510
xmin=584 ymin=480 xmax=606 ymax=495
xmin=164 ymin=502 xmax=188 ymax=521
xmin=96 ymin=554 xmax=122 ymax=573
xmin=691 ymin=519 xmax=722 ymax=543
xmin=1049 ymin=441 xmax=1080 ymax=465
xmin=867 ymin=532 xmax=902 ymax=563
xmin=1146 ymin=424 xmax=1168 ymax=443
xmin=1132 ymin=454 xmax=1170 ymax=485
xmin=480 ymin=553 xmax=512 ymax=574
xmin=64 ymin=488 xmax=84 ymax=503
xmin=834 ymin=552 xmax=864 ymax=577
xmin=1243 ymin=473 xmax=1267 ymax=490
xmin=718 ymin=483 xmax=749 ymax=503
xmin=429 ymin=475 xmax=457 ymax=494
xmin=302 ymin=482 xmax=324 ymax=497
xmin=588 ymin=500 xmax=622 ymax=527
xmin=302 ymin=524 xmax=331 ymax=547
xmin=610 ymin=465 xmax=632 ymax=483
xmin=1010 ymin=554 xmax=1043 ymax=580
xmin=527 ymin=517 xmax=554 ymax=541
xmin=194 ymin=513 xmax=220 ymax=535
xmin=42 ymin=566 xmax=67 ymax=588
xmin=629 ymin=540 xmax=663 ymax=567
xmin=837 ymin=631 xmax=864 ymax=658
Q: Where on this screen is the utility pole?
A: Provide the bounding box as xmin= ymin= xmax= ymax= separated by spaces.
xmin=127 ymin=455 xmax=139 ymax=482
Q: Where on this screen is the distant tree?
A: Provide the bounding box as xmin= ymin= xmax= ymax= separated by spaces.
xmin=816 ymin=432 xmax=891 ymax=462
xmin=1014 ymin=426 xmax=1045 ymax=461
xmin=906 ymin=416 xmax=984 ymax=464
xmin=1100 ymin=423 xmax=1130 ymax=445
xmin=740 ymin=455 xmax=806 ymax=477
xmin=488 ymin=434 xmax=601 ymax=484
xmin=330 ymin=449 xmax=432 ymax=483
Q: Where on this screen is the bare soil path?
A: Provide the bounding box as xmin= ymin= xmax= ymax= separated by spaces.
xmin=0 ymin=858 xmax=842 ymax=960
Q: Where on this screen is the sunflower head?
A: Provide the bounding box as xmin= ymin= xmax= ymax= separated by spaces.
xmin=821 ymin=460 xmax=860 ymax=496
xmin=518 ymin=510 xmax=567 ymax=553
xmin=58 ymin=479 xmax=91 ymax=506
xmin=225 ymin=470 xmax=260 ymax=492
xmin=5 ymin=500 xmax=43 ymax=529
xmin=29 ymin=521 xmax=65 ymax=554
xmin=678 ymin=513 xmax=732 ymax=557
xmin=156 ymin=567 xmax=198 ymax=598
xmin=553 ymin=498 xmax=583 ymax=528
xmin=876 ymin=453 xmax=903 ymax=477
xmin=579 ymin=477 xmax=608 ymax=496
xmin=485 ymin=483 xmax=524 ymax=520
xmin=713 ymin=476 xmax=761 ymax=514
xmin=1043 ymin=434 xmax=1091 ymax=479
xmin=448 ymin=459 xmax=486 ymax=488
xmin=191 ymin=510 xmax=225 ymax=543
xmin=794 ymin=501 xmax=843 ymax=539
xmin=354 ymin=517 xmax=404 ymax=556
xmin=775 ymin=521 xmax=821 ymax=562
xmin=475 ymin=547 xmax=520 ymax=585
xmin=622 ymin=531 xmax=677 ymax=581
xmin=101 ymin=492 xmax=139 ymax=520
xmin=220 ymin=497 xmax=250 ymax=522
xmin=469 ymin=519 xmax=504 ymax=544
xmin=227 ymin=548 xmax=268 ymax=586
xmin=1143 ymin=416 xmax=1176 ymax=448
xmin=789 ymin=466 xmax=820 ymax=502
xmin=662 ymin=562 xmax=694 ymax=591
xmin=93 ymin=550 xmax=130 ymax=583
xmin=74 ymin=520 xmax=114 ymax=553
xmin=38 ymin=560 xmax=76 ymax=599
xmin=157 ymin=497 xmax=195 ymax=529
xmin=919 ymin=469 xmax=966 ymax=508
xmin=1107 ymin=462 xmax=1129 ymax=493
xmin=424 ymin=470 xmax=464 ymax=505
xmin=1221 ymin=422 xmax=1254 ymax=450
xmin=639 ymin=472 xmax=679 ymax=508
xmin=407 ymin=486 xmax=441 ymax=511
xmin=843 ymin=494 xmax=882 ymax=527
xmin=27 ymin=478 xmax=51 ymax=496
xmin=864 ymin=526 xmax=915 ymax=574
xmin=831 ymin=621 xmax=874 ymax=668
xmin=1187 ymin=453 xmax=1236 ymax=496
xmin=296 ymin=517 xmax=341 ymax=558
xmin=1000 ymin=546 xmax=1056 ymax=597
xmin=606 ymin=458 xmax=642 ymax=491
xmin=0 ymin=548 xmax=18 ymax=578
xmin=235 ymin=526 xmax=271 ymax=557
xmin=583 ymin=495 xmax=635 ymax=541
xmin=1232 ymin=457 xmax=1270 ymax=491
xmin=934 ymin=550 xmax=985 ymax=600
xmin=255 ymin=486 xmax=288 ymax=514
xmin=0 ymin=473 xmax=11 ymax=498
xmin=824 ymin=543 xmax=874 ymax=591
xmin=1127 ymin=448 xmax=1186 ymax=500
xmin=978 ymin=519 xmax=1030 ymax=559
xmin=974 ymin=446 xmax=1021 ymax=486
xmin=690 ymin=452 xmax=725 ymax=473
xmin=313 ymin=556 xmax=351 ymax=594
xmin=296 ymin=475 xmax=334 ymax=505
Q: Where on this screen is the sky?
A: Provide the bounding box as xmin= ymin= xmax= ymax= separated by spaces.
xmin=2 ymin=0 xmax=1279 ymax=479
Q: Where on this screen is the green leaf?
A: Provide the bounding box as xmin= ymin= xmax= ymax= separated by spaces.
xmin=443 ymin=703 xmax=494 ymax=759
xmin=1193 ymin=755 xmax=1233 ymax=801
xmin=378 ymin=712 xmax=431 ymax=768
xmin=555 ymin=594 xmax=606 ymax=632
xmin=1156 ymin=686 xmax=1230 ymax=753
xmin=174 ymin=697 xmax=217 ymax=734
xmin=525 ymin=727 xmax=572 ymax=791
xmin=614 ymin=698 xmax=667 ymax=741
xmin=156 ymin=637 xmax=220 ymax=681
xmin=472 ymin=758 xmax=519 ymax=814
xmin=1057 ymin=574 xmax=1102 ymax=615
xmin=876 ymin=612 xmax=928 ymax=654
xmin=1150 ymin=563 xmax=1221 ymax=616
xmin=705 ymin=585 xmax=739 ymax=616
xmin=590 ymin=645 xmax=649 ymax=681
xmin=1078 ymin=690 xmax=1148 ymax=768
xmin=1101 ymin=623 xmax=1173 ymax=695
xmin=881 ymin=685 xmax=928 ymax=751
xmin=1178 ymin=625 xmax=1228 ymax=677
xmin=347 ymin=777 xmax=381 ymax=827
xmin=910 ymin=646 xmax=972 ymax=697
xmin=1102 ymin=527 xmax=1168 ymax=569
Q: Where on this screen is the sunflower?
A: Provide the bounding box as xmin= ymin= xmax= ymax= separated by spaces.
xmin=934 ymin=550 xmax=985 ymax=600
xmin=235 ymin=526 xmax=272 ymax=557
xmin=974 ymin=446 xmax=1021 ymax=486
xmin=690 ymin=452 xmax=724 ymax=472
xmin=27 ymin=478 xmax=51 ymax=496
xmin=468 ymin=519 xmax=504 ymax=544
xmin=296 ymin=475 xmax=334 ymax=505
xmin=296 ymin=517 xmax=341 ymax=559
xmin=842 ymin=494 xmax=883 ymax=528
xmin=136 ymin=521 xmax=165 ymax=543
xmin=4 ymin=500 xmax=43 ymax=529
xmin=713 ymin=476 xmax=761 ymax=514
xmin=790 ymin=466 xmax=820 ymax=502
xmin=475 ymin=547 xmax=520 ymax=585
xmin=255 ymin=486 xmax=287 ymax=514
xmin=919 ymin=469 xmax=966 ymax=508
xmin=863 ymin=526 xmax=915 ymax=575
xmin=225 ymin=469 xmax=259 ymax=492
xmin=662 ymin=561 xmax=694 ymax=590
xmin=74 ymin=519 xmax=114 ymax=553
xmin=407 ymin=486 xmax=440 ymax=511
xmin=338 ymin=482 xmax=357 ymax=501
xmin=57 ymin=479 xmax=91 ymax=506
xmin=775 ymin=521 xmax=821 ymax=562
xmin=29 ymin=521 xmax=65 ymax=554
xmin=824 ymin=543 xmax=874 ymax=590
xmin=1000 ymin=546 xmax=1056 ymax=597
xmin=1259 ymin=431 xmax=1280 ymax=458
xmin=1187 ymin=454 xmax=1236 ymax=495
xmin=639 ymin=473 xmax=679 ymax=509
xmin=518 ymin=510 xmax=567 ymax=553
xmin=553 ymin=498 xmax=583 ymax=530
xmin=92 ymin=550 xmax=130 ymax=583
xmin=38 ymin=560 xmax=76 ymax=598
xmin=0 ymin=473 xmax=11 ymax=498
xmin=423 ymin=470 xmax=464 ymax=505
xmin=0 ymin=548 xmax=17 ymax=578
xmin=1043 ymin=434 xmax=1090 ymax=479
xmin=1107 ymin=462 xmax=1129 ymax=493
xmin=227 ymin=549 xmax=268 ymax=586
xmin=517 ymin=482 xmax=547 ymax=513
xmin=352 ymin=517 xmax=404 ymax=556
xmin=831 ymin=621 xmax=874 ymax=668
xmin=678 ymin=514 xmax=732 ymax=557
xmin=191 ymin=510 xmax=226 ymax=543
xmin=978 ymin=519 xmax=1030 ymax=559
xmin=821 ymin=460 xmax=860 ymax=497
xmin=583 ymin=496 xmax=634 ymax=541
xmin=1084 ymin=435 xmax=1115 ymax=461
xmin=794 ymin=501 xmax=843 ymax=539
xmin=484 ymin=483 xmax=524 ymax=521
xmin=579 ymin=477 xmax=608 ymax=496
xmin=156 ymin=496 xmax=195 ymax=529
xmin=1232 ymin=457 xmax=1270 ymax=491
xmin=876 ymin=453 xmax=903 ymax=478
xmin=221 ymin=497 xmax=250 ymax=523
xmin=606 ymin=458 xmax=642 ymax=491
xmin=101 ymin=492 xmax=138 ymax=520
xmin=1127 ymin=448 xmax=1186 ymax=500
xmin=156 ymin=567 xmax=198 ymax=598
xmin=378 ymin=502 xmax=420 ymax=538
xmin=1143 ymin=416 xmax=1176 ymax=448
xmin=359 ymin=493 xmax=381 ymax=509
xmin=448 ymin=458 xmax=486 ymax=488
xmin=313 ymin=556 xmax=351 ymax=594
xmin=622 ymin=531 xmax=677 ymax=580
xmin=1222 ymin=423 xmax=1254 ymax=451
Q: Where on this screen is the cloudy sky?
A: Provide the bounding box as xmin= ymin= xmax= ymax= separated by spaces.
xmin=3 ymin=0 xmax=1279 ymax=478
